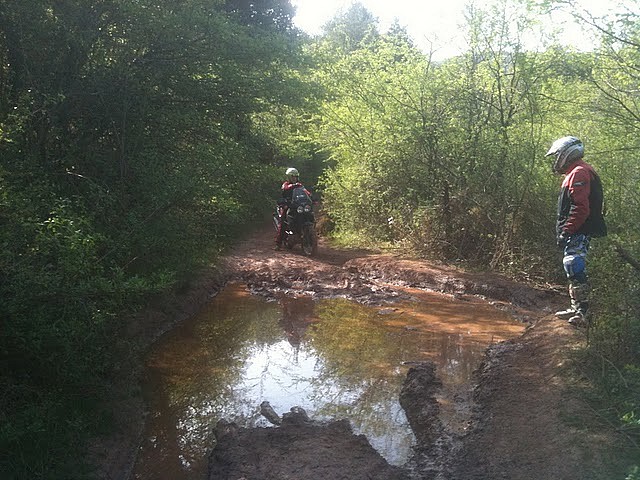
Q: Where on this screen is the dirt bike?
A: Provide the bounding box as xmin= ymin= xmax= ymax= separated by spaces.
xmin=273 ymin=186 xmax=318 ymax=256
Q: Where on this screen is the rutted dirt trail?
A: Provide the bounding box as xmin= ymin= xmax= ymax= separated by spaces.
xmin=95 ymin=226 xmax=633 ymax=480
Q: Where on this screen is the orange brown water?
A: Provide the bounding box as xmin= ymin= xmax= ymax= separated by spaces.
xmin=132 ymin=283 xmax=524 ymax=480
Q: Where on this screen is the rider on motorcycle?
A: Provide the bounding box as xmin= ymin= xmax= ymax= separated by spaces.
xmin=274 ymin=167 xmax=311 ymax=250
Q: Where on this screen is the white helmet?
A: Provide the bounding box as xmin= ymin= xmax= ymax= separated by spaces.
xmin=285 ymin=167 xmax=299 ymax=179
xmin=545 ymin=136 xmax=584 ymax=174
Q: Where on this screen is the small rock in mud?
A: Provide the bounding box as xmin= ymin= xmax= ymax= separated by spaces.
xmin=259 ymin=401 xmax=282 ymax=425
xmin=282 ymin=406 xmax=311 ymax=425
xmin=377 ymin=307 xmax=399 ymax=315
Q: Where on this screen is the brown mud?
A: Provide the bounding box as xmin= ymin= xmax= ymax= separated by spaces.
xmin=92 ymin=226 xmax=636 ymax=480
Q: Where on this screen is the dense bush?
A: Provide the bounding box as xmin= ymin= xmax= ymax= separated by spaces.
xmin=310 ymin=0 xmax=640 ymax=464
xmin=0 ymin=0 xmax=311 ymax=478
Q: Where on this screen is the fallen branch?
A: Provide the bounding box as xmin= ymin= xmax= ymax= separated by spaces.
xmin=612 ymin=242 xmax=640 ymax=274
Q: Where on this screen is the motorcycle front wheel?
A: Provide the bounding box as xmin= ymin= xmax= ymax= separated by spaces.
xmin=301 ymin=224 xmax=318 ymax=256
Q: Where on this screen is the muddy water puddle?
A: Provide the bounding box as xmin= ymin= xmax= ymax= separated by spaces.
xmin=133 ymin=283 xmax=524 ymax=480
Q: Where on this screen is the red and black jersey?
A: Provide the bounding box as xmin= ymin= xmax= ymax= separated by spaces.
xmin=281 ymin=181 xmax=310 ymax=201
xmin=556 ymin=159 xmax=607 ymax=238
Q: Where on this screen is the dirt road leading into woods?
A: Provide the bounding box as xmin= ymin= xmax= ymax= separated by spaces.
xmin=93 ymin=226 xmax=634 ymax=480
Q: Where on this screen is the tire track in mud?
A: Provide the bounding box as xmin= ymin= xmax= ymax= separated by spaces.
xmin=222 ymin=228 xmax=554 ymax=312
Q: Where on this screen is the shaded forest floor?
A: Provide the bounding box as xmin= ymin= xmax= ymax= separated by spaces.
xmin=92 ymin=225 xmax=637 ymax=480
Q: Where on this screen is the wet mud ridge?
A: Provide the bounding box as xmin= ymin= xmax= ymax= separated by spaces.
xmin=92 ymin=227 xmax=634 ymax=480
xmin=210 ymin=410 xmax=408 ymax=480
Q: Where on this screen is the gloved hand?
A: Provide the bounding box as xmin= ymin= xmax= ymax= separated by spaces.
xmin=557 ymin=231 xmax=570 ymax=249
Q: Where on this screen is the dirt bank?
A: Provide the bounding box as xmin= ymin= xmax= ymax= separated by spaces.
xmin=92 ymin=226 xmax=636 ymax=480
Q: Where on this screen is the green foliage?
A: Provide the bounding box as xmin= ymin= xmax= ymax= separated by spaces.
xmin=314 ymin=0 xmax=566 ymax=270
xmin=590 ymin=240 xmax=640 ymax=361
xmin=0 ymin=0 xmax=312 ymax=477
xmin=321 ymin=1 xmax=380 ymax=53
xmin=311 ymin=0 xmax=640 ymax=465
xmin=580 ymin=10 xmax=640 ymax=459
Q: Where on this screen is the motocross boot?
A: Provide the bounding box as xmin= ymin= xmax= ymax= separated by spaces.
xmin=568 ymin=313 xmax=588 ymax=327
xmin=555 ymin=307 xmax=577 ymax=319
xmin=566 ymin=282 xmax=589 ymax=328
xmin=274 ymin=223 xmax=284 ymax=251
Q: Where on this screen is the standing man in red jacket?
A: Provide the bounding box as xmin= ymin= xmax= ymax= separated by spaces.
xmin=545 ymin=136 xmax=607 ymax=327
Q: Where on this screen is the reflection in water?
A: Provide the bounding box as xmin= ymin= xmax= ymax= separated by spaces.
xmin=133 ymin=284 xmax=524 ymax=480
